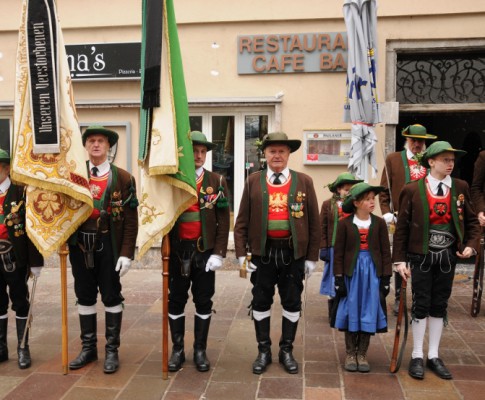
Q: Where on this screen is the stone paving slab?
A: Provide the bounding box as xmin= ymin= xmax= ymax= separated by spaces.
xmin=0 ymin=266 xmax=484 ymax=399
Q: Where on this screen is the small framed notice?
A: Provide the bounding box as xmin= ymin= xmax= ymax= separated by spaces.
xmin=303 ymin=129 xmax=351 ymax=165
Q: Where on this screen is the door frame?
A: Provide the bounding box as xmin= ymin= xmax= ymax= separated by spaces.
xmin=189 ymin=102 xmax=278 ymax=223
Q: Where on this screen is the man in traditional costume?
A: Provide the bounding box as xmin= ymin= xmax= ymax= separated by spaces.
xmin=234 ymin=132 xmax=321 ymax=375
xmin=393 ymin=141 xmax=481 ymax=380
xmin=68 ymin=126 xmax=138 ymax=374
xmin=471 ymin=149 xmax=485 ymax=228
xmin=379 ymin=124 xmax=437 ymax=315
xmin=167 ymin=131 xmax=230 ymax=373
xmin=0 ymin=149 xmax=43 ymax=369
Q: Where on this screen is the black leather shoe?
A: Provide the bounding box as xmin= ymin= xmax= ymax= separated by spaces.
xmin=427 ymin=358 xmax=452 ymax=380
xmin=408 ymin=357 xmax=424 ymax=379
xmin=279 ymin=349 xmax=298 ymax=374
xmin=252 ymin=350 xmax=272 ymax=374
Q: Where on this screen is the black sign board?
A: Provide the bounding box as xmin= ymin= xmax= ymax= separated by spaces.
xmin=66 ymin=42 xmax=141 ymax=80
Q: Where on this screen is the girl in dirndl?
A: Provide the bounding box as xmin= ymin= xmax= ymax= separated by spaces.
xmin=319 ymin=173 xmax=362 ymax=320
xmin=332 ymin=183 xmax=392 ymax=373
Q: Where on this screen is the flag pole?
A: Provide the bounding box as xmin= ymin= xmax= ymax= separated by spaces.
xmin=59 ymin=243 xmax=69 ymax=375
xmin=161 ymin=235 xmax=170 ymax=379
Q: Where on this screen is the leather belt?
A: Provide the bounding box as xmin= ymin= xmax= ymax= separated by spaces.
xmin=266 ymin=237 xmax=292 ymax=249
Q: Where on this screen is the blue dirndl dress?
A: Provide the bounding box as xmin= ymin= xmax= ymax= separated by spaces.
xmin=334 ymin=250 xmax=387 ymax=333
xmin=319 ymin=247 xmax=335 ymax=297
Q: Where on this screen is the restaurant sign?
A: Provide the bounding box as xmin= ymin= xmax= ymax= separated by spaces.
xmin=237 ymin=32 xmax=347 ymax=74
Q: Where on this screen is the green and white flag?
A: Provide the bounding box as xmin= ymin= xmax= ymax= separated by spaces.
xmin=137 ymin=0 xmax=197 ymax=257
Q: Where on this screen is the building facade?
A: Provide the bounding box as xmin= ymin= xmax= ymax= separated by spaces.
xmin=1 ymin=0 xmax=484 ymax=229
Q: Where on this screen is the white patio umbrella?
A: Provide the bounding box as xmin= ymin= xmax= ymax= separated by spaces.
xmin=343 ymin=0 xmax=380 ymax=180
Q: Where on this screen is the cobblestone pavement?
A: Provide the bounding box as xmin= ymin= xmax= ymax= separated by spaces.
xmin=0 ymin=264 xmax=484 ymax=400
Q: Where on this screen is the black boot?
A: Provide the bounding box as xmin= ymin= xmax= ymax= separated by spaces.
xmin=0 ymin=318 xmax=8 ymax=362
xmin=69 ymin=314 xmax=98 ymax=370
xmin=327 ymin=298 xmax=334 ymax=321
xmin=104 ymin=312 xmax=122 ymax=374
xmin=16 ymin=318 xmax=31 ymax=369
xmin=252 ymin=317 xmax=272 ymax=374
xmin=168 ymin=316 xmax=185 ymax=372
xmin=193 ymin=315 xmax=211 ymax=372
xmin=278 ymin=317 xmax=299 ymax=374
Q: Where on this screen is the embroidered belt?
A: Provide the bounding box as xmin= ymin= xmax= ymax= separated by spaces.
xmin=175 ymin=237 xmax=206 ymax=253
xmin=0 ymin=239 xmax=13 ymax=255
xmin=429 ymin=229 xmax=455 ymax=250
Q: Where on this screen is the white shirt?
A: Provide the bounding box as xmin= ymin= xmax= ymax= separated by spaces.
xmin=427 ymin=173 xmax=452 ymax=196
xmin=0 ymin=177 xmax=11 ymax=194
xmin=353 ymin=215 xmax=371 ymax=229
xmin=195 ymin=166 xmax=204 ymax=179
xmin=266 ymin=167 xmax=290 ymax=184
xmin=406 ymin=149 xmax=416 ymax=160
xmin=89 ymin=160 xmax=110 ymax=177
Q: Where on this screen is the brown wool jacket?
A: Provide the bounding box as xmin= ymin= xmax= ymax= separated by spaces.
xmin=171 ymin=170 xmax=230 ymax=257
xmin=70 ymin=164 xmax=138 ymax=264
xmin=319 ymin=197 xmax=340 ymax=249
xmin=333 ymin=214 xmax=392 ymax=277
xmin=234 ymin=169 xmax=321 ymax=261
xmin=471 ymin=150 xmax=485 ymax=213
xmin=392 ymin=177 xmax=481 ymax=262
xmin=3 ymin=183 xmax=44 ymax=268
xmin=379 ymin=150 xmax=421 ymax=215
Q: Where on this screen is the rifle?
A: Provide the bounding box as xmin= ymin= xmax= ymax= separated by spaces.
xmin=471 ymin=230 xmax=484 ymax=317
xmin=240 ymin=154 xmax=252 ymax=279
xmin=390 ymin=277 xmax=408 ymax=373
xmin=20 ymin=275 xmax=38 ymax=349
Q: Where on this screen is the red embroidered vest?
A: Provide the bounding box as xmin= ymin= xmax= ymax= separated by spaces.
xmin=0 ymin=193 xmax=7 ymax=240
xmin=407 ymin=158 xmax=427 ymax=181
xmin=89 ymin=173 xmax=109 ymax=220
xmin=267 ymin=177 xmax=291 ymax=238
xmin=358 ymin=228 xmax=369 ymax=250
xmin=426 ymin=181 xmax=451 ymax=226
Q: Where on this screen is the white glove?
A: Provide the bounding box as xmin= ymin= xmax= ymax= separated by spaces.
xmin=304 ymin=260 xmax=316 ymax=277
xmin=383 ymin=212 xmax=396 ymax=225
xmin=238 ymin=256 xmax=257 ymax=273
xmin=115 ymin=256 xmax=132 ymax=277
xmin=30 ymin=267 xmax=42 ymax=278
xmin=205 ymin=255 xmax=223 ymax=272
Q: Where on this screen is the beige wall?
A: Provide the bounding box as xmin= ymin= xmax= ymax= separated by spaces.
xmin=1 ymin=0 xmax=485 ymax=210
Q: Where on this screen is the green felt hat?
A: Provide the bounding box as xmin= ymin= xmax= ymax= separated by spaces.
xmin=261 ymin=132 xmax=301 ymax=153
xmin=82 ymin=125 xmax=119 ymax=147
xmin=0 ymin=148 xmax=10 ymax=164
xmin=342 ymin=182 xmax=385 ymax=214
xmin=328 ymin=172 xmax=363 ymax=193
xmin=421 ymin=141 xmax=466 ymax=168
xmin=190 ymin=131 xmax=217 ymax=151
xmin=401 ymin=124 xmax=437 ymax=140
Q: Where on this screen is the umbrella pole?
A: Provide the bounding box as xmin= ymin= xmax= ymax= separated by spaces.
xmin=161 ymin=235 xmax=170 ymax=379
xmin=58 ymin=243 xmax=69 ymax=375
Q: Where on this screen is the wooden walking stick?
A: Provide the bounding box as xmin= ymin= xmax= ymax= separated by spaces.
xmin=471 ymin=229 xmax=484 ymax=317
xmin=161 ymin=235 xmax=170 ymax=379
xmin=390 ymin=278 xmax=408 ymax=373
xmin=59 ymin=243 xmax=69 ymax=375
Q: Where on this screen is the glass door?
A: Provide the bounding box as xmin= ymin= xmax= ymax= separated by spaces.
xmin=189 ymin=109 xmax=273 ymax=224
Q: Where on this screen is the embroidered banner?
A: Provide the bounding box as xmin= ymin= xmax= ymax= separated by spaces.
xmin=11 ymin=0 xmax=93 ymax=257
xmin=137 ymin=0 xmax=197 ymax=257
xmin=26 ymin=0 xmax=60 ymax=154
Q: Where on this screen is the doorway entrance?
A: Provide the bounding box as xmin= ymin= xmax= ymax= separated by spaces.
xmin=189 ymin=108 xmax=274 ymax=224
xmin=398 ymin=112 xmax=485 ymax=183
